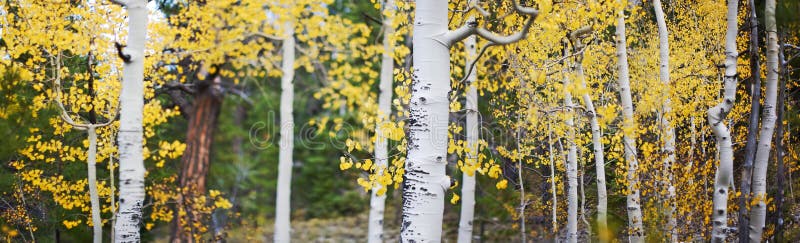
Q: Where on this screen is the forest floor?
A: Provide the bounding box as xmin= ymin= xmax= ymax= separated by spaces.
xmin=227 ymin=207 xmax=402 ymax=242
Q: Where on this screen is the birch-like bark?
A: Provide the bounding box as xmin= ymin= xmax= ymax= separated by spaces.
xmin=87 ymin=127 xmax=101 ymax=243
xmin=274 ymin=20 xmax=295 ymax=243
xmin=456 ymin=19 xmax=478 ymax=243
xmin=401 ymin=2 xmax=452 ymax=241
xmin=54 ymin=58 xmax=105 ymax=243
xmin=567 ymin=28 xmax=608 ymax=238
xmin=708 ymin=0 xmax=739 ymax=240
xmin=748 ymin=0 xmax=778 ymax=240
xmin=368 ymin=0 xmax=395 ymax=242
xmin=563 ymin=43 xmax=579 ymax=243
xmin=113 ymin=0 xmax=148 ymax=241
xmin=652 ymin=1 xmax=677 ymax=240
xmin=739 ymin=0 xmax=761 ymax=240
xmin=615 ymin=7 xmax=644 ymax=242
xmin=402 ymin=1 xmax=537 ymax=241
xmin=548 ymin=124 xmax=558 ymax=235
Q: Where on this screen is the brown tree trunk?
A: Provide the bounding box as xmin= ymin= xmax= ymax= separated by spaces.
xmin=773 ymin=35 xmax=787 ymax=242
xmin=180 ymin=88 xmax=222 ymax=193
xmin=171 ymin=78 xmax=224 ymax=243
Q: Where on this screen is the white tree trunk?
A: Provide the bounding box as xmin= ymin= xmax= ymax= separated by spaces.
xmin=54 ymin=55 xmax=104 ymax=243
xmin=87 ymin=127 xmax=102 ymax=243
xmin=456 ymin=28 xmax=478 ymax=243
xmin=400 ymin=1 xmax=536 ymax=241
xmin=653 ymin=0 xmax=677 ymax=241
xmin=615 ymin=7 xmax=644 ymax=242
xmin=275 ymin=20 xmax=295 ymax=243
xmin=113 ymin=1 xmax=148 ymax=242
xmin=708 ymin=0 xmax=739 ymax=241
xmin=456 ymin=0 xmax=480 ymax=240
xmin=575 ymin=52 xmax=607 ymax=237
xmin=109 ymin=154 xmax=116 ymax=240
xmin=548 ymin=124 xmax=559 ymax=235
xmin=563 ymin=45 xmax=579 ymax=243
xmin=401 ymin=1 xmax=452 ymax=241
xmin=368 ymin=1 xmax=395 ymax=242
xmin=748 ymin=0 xmax=777 ymax=240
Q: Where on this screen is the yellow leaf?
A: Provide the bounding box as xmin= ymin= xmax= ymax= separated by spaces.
xmin=450 ymin=193 xmax=460 ymax=204
xmin=496 ymin=179 xmax=508 ymax=190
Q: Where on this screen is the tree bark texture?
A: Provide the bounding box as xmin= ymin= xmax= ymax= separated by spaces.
xmin=748 ymin=0 xmax=778 ymax=240
xmin=114 ymin=0 xmax=148 ymax=242
xmin=615 ymin=6 xmax=644 ymax=242
xmin=739 ymin=0 xmax=762 ymax=241
xmin=401 ymin=1 xmax=452 ymax=241
xmin=708 ymin=0 xmax=739 ymax=240
xmin=368 ymin=0 xmax=395 ymax=242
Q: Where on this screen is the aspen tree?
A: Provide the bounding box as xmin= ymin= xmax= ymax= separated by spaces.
xmin=614 ymin=3 xmax=644 ymax=241
xmin=653 ymin=0 xmax=677 ymax=240
xmin=52 ymin=53 xmax=115 ymax=243
xmin=368 ymin=0 xmax=396 ymax=242
xmin=275 ymin=18 xmax=296 ymax=243
xmin=402 ymin=1 xmax=537 ymax=241
xmin=0 ymin=0 xmax=187 ymax=239
xmin=773 ymin=37 xmax=788 ymax=242
xmin=739 ymin=0 xmax=762 ymax=240
xmin=548 ymin=123 xmax=559 ymax=236
xmin=568 ymin=25 xmax=608 ymax=240
xmin=562 ymin=39 xmax=579 ymax=243
xmin=708 ymin=0 xmax=739 ymax=240
xmin=110 ymin=0 xmax=149 ymax=241
xmin=456 ymin=0 xmax=482 ymax=242
xmin=748 ymin=0 xmax=778 ymax=240
xmin=272 ymin=3 xmax=374 ymax=240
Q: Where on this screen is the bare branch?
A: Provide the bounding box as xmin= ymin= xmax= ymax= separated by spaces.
xmin=247 ymin=32 xmax=285 ymax=41
xmin=458 ymin=42 xmax=497 ymax=84
xmin=226 ymin=88 xmax=255 ymax=105
xmin=108 ymin=0 xmax=128 ymax=6
xmin=361 ymin=12 xmax=383 ymax=26
xmin=442 ymin=0 xmax=539 ymax=46
xmin=543 ymin=46 xmax=589 ymax=69
xmin=163 ymin=81 xmax=196 ymax=95
xmin=567 ymin=25 xmax=593 ymax=46
xmin=115 ymin=42 xmax=131 ymax=63
xmin=474 ymin=5 xmax=490 ymax=17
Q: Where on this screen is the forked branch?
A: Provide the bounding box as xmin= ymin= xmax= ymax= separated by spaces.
xmin=53 ymin=53 xmax=117 ymax=130
xmin=442 ymin=0 xmax=539 ymax=46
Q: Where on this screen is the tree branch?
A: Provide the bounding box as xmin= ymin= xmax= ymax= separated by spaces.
xmin=53 ymin=54 xmax=88 ymax=130
xmin=458 ymin=42 xmax=497 ymax=84
xmin=784 ymin=43 xmax=800 ymax=50
xmin=115 ymin=42 xmax=131 ymax=63
xmin=361 ymin=12 xmax=383 ymax=26
xmin=108 ymin=0 xmax=128 ymax=6
xmin=247 ymin=32 xmax=285 ymax=41
xmin=442 ymin=0 xmax=539 ymax=46
xmin=53 ymin=53 xmax=116 ymax=129
xmin=567 ymin=25 xmax=593 ymax=47
xmin=163 ymin=81 xmax=196 ymax=95
xmin=165 ymin=88 xmax=193 ymax=119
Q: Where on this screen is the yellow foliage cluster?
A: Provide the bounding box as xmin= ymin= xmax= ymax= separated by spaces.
xmin=0 ymin=0 xmax=184 ymax=235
